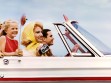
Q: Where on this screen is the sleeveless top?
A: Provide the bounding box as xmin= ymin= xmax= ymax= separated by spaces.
xmin=5 ymin=36 xmax=18 ymax=52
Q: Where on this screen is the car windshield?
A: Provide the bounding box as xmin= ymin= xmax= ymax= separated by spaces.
xmin=71 ymin=22 xmax=111 ymax=55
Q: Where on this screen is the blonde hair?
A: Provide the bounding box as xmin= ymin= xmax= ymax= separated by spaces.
xmin=34 ymin=22 xmax=43 ymax=30
xmin=2 ymin=19 xmax=18 ymax=35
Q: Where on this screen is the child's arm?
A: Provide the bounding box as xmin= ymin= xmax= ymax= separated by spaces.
xmin=0 ymin=36 xmax=22 ymax=56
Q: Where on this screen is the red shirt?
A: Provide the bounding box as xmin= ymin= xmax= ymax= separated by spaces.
xmin=5 ymin=36 xmax=18 ymax=52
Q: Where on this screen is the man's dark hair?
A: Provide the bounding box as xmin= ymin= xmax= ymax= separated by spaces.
xmin=42 ymin=29 xmax=51 ymax=38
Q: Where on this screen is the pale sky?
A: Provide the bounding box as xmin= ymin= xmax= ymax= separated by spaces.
xmin=0 ymin=0 xmax=111 ymax=56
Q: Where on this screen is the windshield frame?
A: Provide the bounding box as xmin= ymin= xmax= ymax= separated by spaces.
xmin=71 ymin=22 xmax=111 ymax=55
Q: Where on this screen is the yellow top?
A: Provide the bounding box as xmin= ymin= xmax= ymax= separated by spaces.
xmin=21 ymin=21 xmax=53 ymax=57
xmin=21 ymin=22 xmax=42 ymax=52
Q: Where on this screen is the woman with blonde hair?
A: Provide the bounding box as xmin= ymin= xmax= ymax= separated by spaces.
xmin=21 ymin=21 xmax=43 ymax=56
